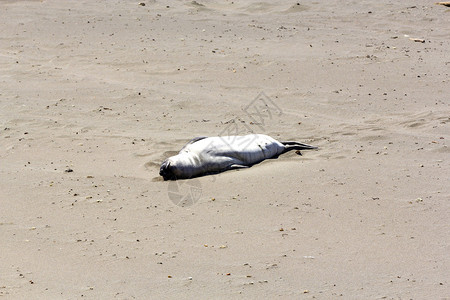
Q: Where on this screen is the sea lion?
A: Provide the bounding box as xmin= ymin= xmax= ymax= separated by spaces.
xmin=159 ymin=134 xmax=317 ymax=180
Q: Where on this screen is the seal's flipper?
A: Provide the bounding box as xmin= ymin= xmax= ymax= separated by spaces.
xmin=280 ymin=141 xmax=318 ymax=154
xmin=228 ymin=164 xmax=249 ymax=170
xmin=281 ymin=141 xmax=317 ymax=149
xmin=190 ymin=136 xmax=208 ymax=143
xmin=180 ymin=136 xmax=208 ymax=151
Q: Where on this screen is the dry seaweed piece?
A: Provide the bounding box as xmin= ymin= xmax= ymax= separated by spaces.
xmin=436 ymin=2 xmax=450 ymax=7
xmin=410 ymin=38 xmax=425 ymax=43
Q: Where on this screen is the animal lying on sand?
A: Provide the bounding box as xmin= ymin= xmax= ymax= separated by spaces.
xmin=160 ymin=134 xmax=317 ymax=180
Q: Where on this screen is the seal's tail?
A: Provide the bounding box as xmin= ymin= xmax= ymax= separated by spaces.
xmin=281 ymin=141 xmax=318 ymax=154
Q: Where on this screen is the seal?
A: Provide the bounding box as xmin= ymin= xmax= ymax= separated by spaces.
xmin=159 ymin=134 xmax=317 ymax=180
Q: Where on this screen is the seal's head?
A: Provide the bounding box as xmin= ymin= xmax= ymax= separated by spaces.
xmin=160 ymin=155 xmax=195 ymax=180
xmin=160 ymin=159 xmax=176 ymax=180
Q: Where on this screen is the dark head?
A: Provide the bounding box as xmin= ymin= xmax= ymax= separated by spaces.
xmin=160 ymin=154 xmax=197 ymax=180
xmin=160 ymin=159 xmax=177 ymax=180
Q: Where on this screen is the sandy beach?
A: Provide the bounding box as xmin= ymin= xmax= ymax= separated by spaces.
xmin=1 ymin=0 xmax=449 ymax=298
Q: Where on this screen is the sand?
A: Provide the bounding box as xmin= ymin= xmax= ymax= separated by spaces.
xmin=0 ymin=0 xmax=449 ymax=298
